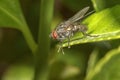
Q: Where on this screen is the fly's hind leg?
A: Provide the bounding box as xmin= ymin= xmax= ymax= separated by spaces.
xmin=81 ymin=31 xmax=98 ymax=37
xmin=82 ymin=31 xmax=91 ymax=37
xmin=77 ymin=24 xmax=91 ymax=37
xmin=78 ymin=24 xmax=98 ymax=37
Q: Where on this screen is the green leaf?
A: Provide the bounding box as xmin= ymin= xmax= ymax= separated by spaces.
xmin=62 ymin=5 xmax=120 ymax=48
xmin=0 ymin=0 xmax=26 ymax=29
xmin=86 ymin=48 xmax=99 ymax=75
xmin=0 ymin=0 xmax=37 ymax=53
xmin=92 ymin=0 xmax=120 ymax=11
xmin=85 ymin=47 xmax=120 ymax=80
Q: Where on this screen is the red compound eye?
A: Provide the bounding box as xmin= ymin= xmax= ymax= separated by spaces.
xmin=52 ymin=31 xmax=58 ymax=39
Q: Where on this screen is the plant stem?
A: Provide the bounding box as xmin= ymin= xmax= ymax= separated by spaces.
xmin=21 ymin=25 xmax=38 ymax=54
xmin=34 ymin=0 xmax=54 ymax=80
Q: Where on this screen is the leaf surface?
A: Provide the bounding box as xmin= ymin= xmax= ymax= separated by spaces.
xmin=85 ymin=47 xmax=120 ymax=80
xmin=63 ymin=5 xmax=120 ymax=48
xmin=0 ymin=0 xmax=27 ymax=30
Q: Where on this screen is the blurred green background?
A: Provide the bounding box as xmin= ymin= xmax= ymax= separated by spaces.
xmin=0 ymin=0 xmax=120 ymax=80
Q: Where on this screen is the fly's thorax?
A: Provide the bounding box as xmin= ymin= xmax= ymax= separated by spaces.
xmin=57 ymin=21 xmax=71 ymax=29
xmin=57 ymin=22 xmax=65 ymax=28
xmin=55 ymin=27 xmax=73 ymax=41
xmin=55 ymin=29 xmax=69 ymax=41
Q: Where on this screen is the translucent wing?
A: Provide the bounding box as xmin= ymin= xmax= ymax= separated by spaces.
xmin=68 ymin=6 xmax=90 ymax=23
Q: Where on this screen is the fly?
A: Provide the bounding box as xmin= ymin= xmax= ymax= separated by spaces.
xmin=50 ymin=6 xmax=94 ymax=54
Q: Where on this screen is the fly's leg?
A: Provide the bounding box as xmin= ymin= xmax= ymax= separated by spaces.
xmin=67 ymin=31 xmax=74 ymax=48
xmin=82 ymin=31 xmax=91 ymax=37
xmin=82 ymin=31 xmax=98 ymax=37
xmin=77 ymin=24 xmax=91 ymax=37
xmin=77 ymin=24 xmax=98 ymax=37
xmin=67 ymin=36 xmax=71 ymax=48
xmin=57 ymin=36 xmax=71 ymax=54
xmin=58 ymin=41 xmax=64 ymax=54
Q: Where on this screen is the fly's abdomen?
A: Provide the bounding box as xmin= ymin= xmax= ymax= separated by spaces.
xmin=78 ymin=24 xmax=88 ymax=32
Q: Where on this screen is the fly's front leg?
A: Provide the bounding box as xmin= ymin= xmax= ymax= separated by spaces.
xmin=58 ymin=40 xmax=64 ymax=54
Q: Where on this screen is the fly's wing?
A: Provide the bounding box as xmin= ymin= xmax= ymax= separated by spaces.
xmin=68 ymin=6 xmax=90 ymax=23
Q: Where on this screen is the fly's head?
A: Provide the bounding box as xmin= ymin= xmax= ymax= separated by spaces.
xmin=50 ymin=30 xmax=58 ymax=40
xmin=49 ymin=22 xmax=67 ymax=41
